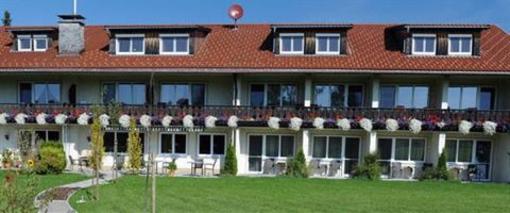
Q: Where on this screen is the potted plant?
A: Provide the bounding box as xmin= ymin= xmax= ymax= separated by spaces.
xmin=1 ymin=149 xmax=13 ymax=169
xmin=167 ymin=160 xmax=177 ymax=177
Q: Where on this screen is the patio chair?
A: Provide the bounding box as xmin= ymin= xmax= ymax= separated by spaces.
xmin=263 ymin=158 xmax=275 ymax=175
xmin=191 ymin=159 xmax=204 ymax=176
xmin=68 ymin=155 xmax=80 ymax=170
xmin=310 ymin=159 xmax=328 ymax=176
xmin=274 ymin=160 xmax=287 ymax=176
xmin=329 ymin=160 xmax=342 ymax=177
xmin=391 ymin=162 xmax=402 ymax=179
xmin=402 ymin=166 xmax=414 ymax=179
xmin=203 ymin=158 xmax=218 ymax=176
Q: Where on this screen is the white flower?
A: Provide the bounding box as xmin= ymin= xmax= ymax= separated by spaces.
xmin=183 ymin=115 xmax=194 ymax=128
xmin=36 ymin=113 xmax=47 ymax=125
xmin=15 ymin=113 xmax=28 ymax=125
xmin=409 ymin=119 xmax=423 ymax=134
xmin=205 ymin=115 xmax=218 ymax=128
xmin=140 ymin=114 xmax=152 ymax=128
xmin=336 ymin=118 xmax=351 ymax=131
xmin=55 ymin=114 xmax=68 ymax=125
xmin=483 ymin=121 xmax=497 ymax=136
xmin=0 ymin=113 xmax=9 ymax=125
xmin=268 ymin=117 xmax=280 ymax=130
xmin=289 ymin=117 xmax=303 ymax=131
xmin=436 ymin=121 xmax=446 ymax=129
xmin=99 ymin=114 xmax=110 ymax=128
xmin=118 ymin=114 xmax=131 ymax=128
xmin=313 ymin=117 xmax=325 ymax=130
xmin=227 ymin=115 xmax=239 ymax=128
xmin=385 ymin=118 xmax=399 ymax=132
xmin=359 ymin=118 xmax=372 ymax=132
xmin=161 ymin=115 xmax=173 ymax=127
xmin=459 ymin=120 xmax=473 ymax=135
xmin=77 ymin=113 xmax=90 ymax=125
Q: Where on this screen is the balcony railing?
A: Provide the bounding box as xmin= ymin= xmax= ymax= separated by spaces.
xmin=0 ymin=104 xmax=509 ymax=132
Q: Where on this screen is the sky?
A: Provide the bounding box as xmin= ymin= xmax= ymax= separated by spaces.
xmin=0 ymin=0 xmax=508 ymax=32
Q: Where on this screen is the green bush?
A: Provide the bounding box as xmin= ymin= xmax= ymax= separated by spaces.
xmin=35 ymin=141 xmax=66 ymax=174
xmin=286 ymin=149 xmax=308 ymax=178
xmin=221 ymin=143 xmax=237 ymax=176
xmin=419 ymin=149 xmax=452 ymax=181
xmin=353 ymin=153 xmax=381 ymax=180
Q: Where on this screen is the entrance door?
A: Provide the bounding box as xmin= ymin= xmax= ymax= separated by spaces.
xmin=248 ymin=135 xmax=263 ymax=172
xmin=474 ymin=141 xmax=491 ymax=180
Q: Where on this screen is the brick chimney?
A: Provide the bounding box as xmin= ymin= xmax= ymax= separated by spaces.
xmin=58 ymin=14 xmax=85 ymax=55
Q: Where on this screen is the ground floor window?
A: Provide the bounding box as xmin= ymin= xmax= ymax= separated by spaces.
xmin=445 ymin=139 xmax=492 ymax=180
xmin=248 ymin=135 xmax=295 ymax=172
xmin=19 ymin=130 xmax=60 ymax=147
xmin=312 ymin=136 xmax=360 ymax=175
xmin=377 ymin=138 xmax=426 ymax=175
xmin=160 ymin=133 xmax=187 ymax=154
xmin=199 ymin=134 xmax=226 ymax=155
xmin=104 ymin=132 xmax=145 ymax=153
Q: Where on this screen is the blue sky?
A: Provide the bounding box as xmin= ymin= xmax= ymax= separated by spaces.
xmin=0 ymin=0 xmax=508 ymax=32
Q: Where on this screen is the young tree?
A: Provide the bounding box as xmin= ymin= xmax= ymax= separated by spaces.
xmin=2 ymin=11 xmax=11 ymax=26
xmin=436 ymin=148 xmax=450 ymax=180
xmin=286 ymin=149 xmax=308 ymax=178
xmin=127 ymin=118 xmax=142 ymax=174
xmin=221 ymin=143 xmax=237 ymax=176
xmin=89 ymin=114 xmax=105 ymax=200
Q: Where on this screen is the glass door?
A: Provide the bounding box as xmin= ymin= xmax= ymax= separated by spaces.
xmin=473 ymin=141 xmax=491 ymax=181
xmin=248 ymin=136 xmax=263 ymax=172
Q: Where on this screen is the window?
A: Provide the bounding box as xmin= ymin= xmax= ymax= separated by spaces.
xmin=17 ymin=35 xmax=48 ymax=52
xmin=279 ymin=33 xmax=304 ymax=54
xmin=448 ymin=34 xmax=472 ymax=56
xmin=312 ymin=136 xmax=360 ymax=175
xmin=116 ymin=34 xmax=145 ymax=55
xmin=33 ymin=35 xmax=48 ymax=51
xmin=35 ymin=130 xmax=60 ymax=143
xmin=104 ymin=132 xmax=145 ymax=153
xmin=412 ymin=34 xmax=436 ymax=55
xmin=18 ymin=35 xmax=32 ymax=51
xmin=250 ymin=84 xmax=297 ymax=107
xmin=445 ymin=139 xmax=492 ymax=180
xmin=316 ymin=34 xmax=340 ymax=54
xmin=379 ymin=85 xmax=429 ymax=108
xmin=447 ymin=86 xmax=495 ymax=110
xmin=160 ymin=34 xmax=189 ymax=55
xmin=199 ymin=134 xmax=226 ymax=155
xmin=102 ymin=83 xmax=146 ymax=105
xmin=314 ymin=84 xmax=363 ymax=107
xmin=160 ymin=134 xmax=187 ymax=154
xmin=19 ymin=83 xmax=61 ymax=104
xmin=378 ymin=138 xmax=426 ymax=162
xmin=160 ymin=84 xmax=205 ymax=106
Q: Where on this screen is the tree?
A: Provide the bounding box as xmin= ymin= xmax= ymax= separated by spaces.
xmin=436 ymin=148 xmax=451 ymax=180
xmin=127 ymin=118 xmax=142 ymax=174
xmin=89 ymin=114 xmax=105 ymax=200
xmin=286 ymin=149 xmax=308 ymax=178
xmin=2 ymin=11 xmax=11 ymax=26
xmin=221 ymin=143 xmax=237 ymax=176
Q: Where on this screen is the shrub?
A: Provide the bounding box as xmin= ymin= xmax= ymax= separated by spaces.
xmin=221 ymin=143 xmax=237 ymax=176
xmin=353 ymin=153 xmax=381 ymax=180
xmin=286 ymin=149 xmax=308 ymax=178
xmin=35 ymin=141 xmax=66 ymax=174
xmin=127 ymin=118 xmax=142 ymax=174
xmin=419 ymin=149 xmax=452 ymax=181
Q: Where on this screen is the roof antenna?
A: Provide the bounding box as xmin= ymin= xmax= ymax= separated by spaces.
xmin=228 ymin=4 xmax=244 ymax=30
xmin=73 ymin=0 xmax=78 ymax=15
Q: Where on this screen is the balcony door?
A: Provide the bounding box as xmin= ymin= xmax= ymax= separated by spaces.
xmin=248 ymin=135 xmax=263 ymax=172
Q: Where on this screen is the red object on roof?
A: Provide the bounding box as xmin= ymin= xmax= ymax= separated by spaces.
xmin=228 ymin=4 xmax=244 ymax=20
xmin=0 ymin=24 xmax=509 ymax=73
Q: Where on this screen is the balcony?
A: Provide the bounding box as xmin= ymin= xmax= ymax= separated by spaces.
xmin=0 ymin=104 xmax=509 ymax=132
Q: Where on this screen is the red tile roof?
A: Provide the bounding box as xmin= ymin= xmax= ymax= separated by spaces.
xmin=0 ymin=24 xmax=509 ymax=73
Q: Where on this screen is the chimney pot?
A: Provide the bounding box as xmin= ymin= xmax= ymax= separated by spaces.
xmin=58 ymin=14 xmax=85 ymax=55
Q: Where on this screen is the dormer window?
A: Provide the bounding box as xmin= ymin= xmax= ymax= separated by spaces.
xmin=412 ymin=34 xmax=436 ymax=55
xmin=316 ymin=33 xmax=340 ymax=55
xmin=448 ymin=34 xmax=472 ymax=56
xmin=279 ymin=33 xmax=304 ymax=54
xmin=160 ymin=34 xmax=190 ymax=55
xmin=17 ymin=35 xmax=48 ymax=52
xmin=116 ymin=34 xmax=145 ymax=55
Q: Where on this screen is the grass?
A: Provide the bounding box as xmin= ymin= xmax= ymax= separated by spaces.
xmin=70 ymin=176 xmax=510 ymax=213
xmin=0 ymin=170 xmax=89 ymax=194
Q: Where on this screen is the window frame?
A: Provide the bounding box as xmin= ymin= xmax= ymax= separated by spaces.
xmin=101 ymin=82 xmax=147 ymax=105
xmin=18 ymin=82 xmax=62 ymax=104
xmin=411 ymin=33 xmax=437 ymax=56
xmin=159 ymin=133 xmax=188 ymax=156
xmin=379 ymin=84 xmax=429 ymax=109
xmin=447 ymin=85 xmax=496 ymax=110
xmin=247 ymin=134 xmax=296 ymax=159
xmin=311 ymin=135 xmax=361 ymax=160
xmin=279 ymin=33 xmax=305 ymax=55
xmin=17 ymin=35 xmax=33 ymax=52
xmin=448 ymin=34 xmax=473 ymax=56
xmin=445 ymin=139 xmax=493 ymax=164
xmin=103 ymin=131 xmax=146 ymax=154
xmin=315 ymin=33 xmax=341 ymax=55
xmin=115 ymin=34 xmax=145 ymax=55
xmin=197 ymin=133 xmax=227 ymax=156
xmin=312 ymin=83 xmax=364 ymax=107
xmin=377 ymin=137 xmax=427 ymax=163
xmin=248 ymin=83 xmax=298 ymax=107
xmin=159 ymin=82 xmax=206 ymax=106
xmin=33 ymin=35 xmax=48 ymax=52
xmin=159 ymin=33 xmax=190 ymax=55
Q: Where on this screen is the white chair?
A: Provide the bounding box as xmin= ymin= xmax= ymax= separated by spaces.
xmin=203 ymin=158 xmax=217 ymax=176
xmin=263 ymin=158 xmax=275 ymax=175
xmin=391 ymin=162 xmax=402 ymax=179
xmin=329 ymin=160 xmax=343 ymax=177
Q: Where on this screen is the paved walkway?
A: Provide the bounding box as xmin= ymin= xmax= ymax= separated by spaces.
xmin=38 ymin=170 xmax=121 ymax=213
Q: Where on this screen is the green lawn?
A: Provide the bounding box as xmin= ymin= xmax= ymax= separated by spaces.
xmin=0 ymin=170 xmax=88 ymax=193
xmin=70 ymin=176 xmax=510 ymax=213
